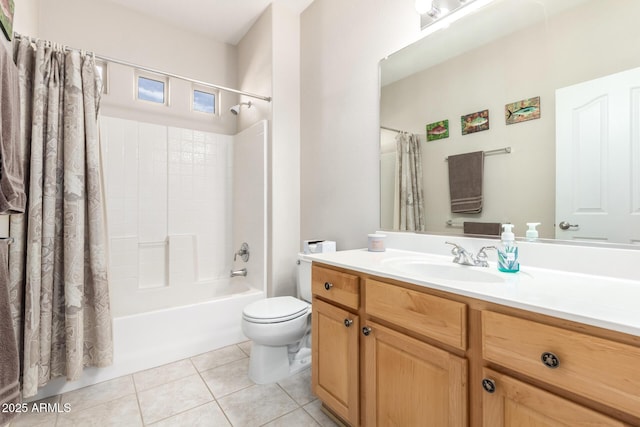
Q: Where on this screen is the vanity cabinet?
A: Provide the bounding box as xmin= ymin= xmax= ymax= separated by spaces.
xmin=481 ymin=368 xmax=627 ymax=426
xmin=311 ymin=261 xmax=640 ymax=426
xmin=481 ymin=310 xmax=640 ymax=423
xmin=362 ymin=320 xmax=467 ymax=426
xmin=311 ymin=265 xmax=360 ymax=426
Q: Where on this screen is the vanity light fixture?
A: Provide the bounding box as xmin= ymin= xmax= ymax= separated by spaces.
xmin=417 ymin=0 xmax=496 ymax=33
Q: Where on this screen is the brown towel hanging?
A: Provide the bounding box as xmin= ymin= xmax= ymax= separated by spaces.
xmin=448 ymin=151 xmax=483 ymax=214
xmin=463 ymin=222 xmax=501 ymax=236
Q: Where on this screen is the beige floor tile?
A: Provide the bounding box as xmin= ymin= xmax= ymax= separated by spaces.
xmin=60 ymin=376 xmax=136 ymax=413
xmin=137 ymin=374 xmax=213 ymax=424
xmin=148 ymin=402 xmax=231 ymax=427
xmin=237 ymin=341 xmax=251 ymax=357
xmin=262 ymin=408 xmax=319 ymax=427
xmin=56 ymin=394 xmax=142 ymax=427
xmin=200 ymin=358 xmax=254 ymax=398
xmin=133 ymin=358 xmax=197 ymax=392
xmin=190 ymin=345 xmax=247 ymax=372
xmin=10 ymin=395 xmax=60 ymax=427
xmin=217 ymin=383 xmax=298 ymax=427
xmin=303 ymin=400 xmax=340 ymax=427
xmin=277 ymin=367 xmax=314 ymax=406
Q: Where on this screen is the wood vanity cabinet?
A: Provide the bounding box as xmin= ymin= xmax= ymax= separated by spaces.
xmin=311 ymin=262 xmax=640 ymax=426
xmin=312 ymin=264 xmax=467 ymax=426
xmin=481 ymin=368 xmax=627 ymax=426
xmin=311 ymin=265 xmax=360 ymax=426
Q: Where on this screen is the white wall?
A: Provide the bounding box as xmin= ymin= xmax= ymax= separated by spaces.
xmin=237 ymin=3 xmax=301 ymax=297
xmin=300 ymin=0 xmax=422 ymax=250
xmin=36 ymin=0 xmax=238 ymax=134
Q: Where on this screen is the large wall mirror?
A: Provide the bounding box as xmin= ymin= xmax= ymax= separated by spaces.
xmin=380 ymin=0 xmax=640 ymax=246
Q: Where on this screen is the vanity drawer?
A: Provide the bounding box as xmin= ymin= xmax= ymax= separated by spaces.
xmin=482 ymin=310 xmax=640 ymax=419
xmin=365 ymin=278 xmax=467 ymax=350
xmin=312 ymin=264 xmax=360 ymax=310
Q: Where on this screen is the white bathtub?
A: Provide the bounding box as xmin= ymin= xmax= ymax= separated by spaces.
xmin=30 ymin=278 xmax=264 ymax=401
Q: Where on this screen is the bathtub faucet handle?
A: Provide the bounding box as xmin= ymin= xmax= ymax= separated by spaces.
xmin=234 ymin=242 xmax=250 ymax=262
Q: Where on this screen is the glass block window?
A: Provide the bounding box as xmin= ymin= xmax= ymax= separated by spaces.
xmin=193 ymin=89 xmax=216 ymax=114
xmin=137 ymin=75 xmax=166 ymax=104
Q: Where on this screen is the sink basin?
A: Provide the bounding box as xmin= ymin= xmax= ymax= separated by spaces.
xmin=383 ymin=257 xmax=506 ymax=284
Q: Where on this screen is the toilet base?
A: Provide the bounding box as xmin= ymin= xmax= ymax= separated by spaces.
xmin=248 ymin=343 xmax=311 ymax=384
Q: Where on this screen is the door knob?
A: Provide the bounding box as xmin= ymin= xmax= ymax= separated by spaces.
xmin=362 ymin=326 xmax=372 ymax=336
xmin=324 ymin=282 xmax=333 ymax=290
xmin=344 ymin=319 xmax=353 ymax=327
xmin=558 ymin=221 xmax=579 ymax=230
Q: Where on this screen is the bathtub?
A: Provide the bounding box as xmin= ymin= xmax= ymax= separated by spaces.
xmin=29 ymin=278 xmax=264 ymax=401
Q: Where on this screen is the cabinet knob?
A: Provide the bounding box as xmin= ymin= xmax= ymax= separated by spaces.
xmin=541 ymin=352 xmax=560 ymax=368
xmin=362 ymin=326 xmax=372 ymax=336
xmin=482 ymin=378 xmax=496 ymax=394
xmin=344 ymin=319 xmax=353 ymax=327
xmin=324 ymin=282 xmax=333 ymax=290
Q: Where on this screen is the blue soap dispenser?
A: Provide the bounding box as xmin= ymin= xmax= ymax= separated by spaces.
xmin=498 ymin=224 xmax=519 ymax=273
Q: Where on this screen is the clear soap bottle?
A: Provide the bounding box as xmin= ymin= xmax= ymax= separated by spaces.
xmin=498 ymin=224 xmax=519 ymax=273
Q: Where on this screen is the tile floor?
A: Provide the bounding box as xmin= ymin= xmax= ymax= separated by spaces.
xmin=11 ymin=342 xmax=339 ymax=427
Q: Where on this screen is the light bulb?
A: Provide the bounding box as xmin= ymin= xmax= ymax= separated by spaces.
xmin=415 ymin=0 xmax=434 ymax=15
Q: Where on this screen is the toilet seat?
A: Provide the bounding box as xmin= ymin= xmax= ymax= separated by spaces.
xmin=243 ymin=296 xmax=310 ymax=324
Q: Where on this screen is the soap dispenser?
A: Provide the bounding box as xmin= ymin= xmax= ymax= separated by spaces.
xmin=498 ymin=224 xmax=519 ymax=273
xmin=526 ymin=222 xmax=541 ymax=241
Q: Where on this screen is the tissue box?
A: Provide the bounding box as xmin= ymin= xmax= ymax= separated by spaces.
xmin=303 ymin=240 xmax=337 ymax=254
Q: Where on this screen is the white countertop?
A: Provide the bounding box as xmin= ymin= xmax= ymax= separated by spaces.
xmin=305 ymin=248 xmax=640 ymax=337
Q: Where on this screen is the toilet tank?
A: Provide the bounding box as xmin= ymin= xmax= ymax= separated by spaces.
xmin=297 ymin=254 xmax=312 ymax=302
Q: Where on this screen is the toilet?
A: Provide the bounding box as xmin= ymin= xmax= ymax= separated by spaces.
xmin=241 ymin=254 xmax=312 ymax=384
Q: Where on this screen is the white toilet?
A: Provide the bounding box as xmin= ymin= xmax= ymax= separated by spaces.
xmin=241 ymin=254 xmax=312 ymax=384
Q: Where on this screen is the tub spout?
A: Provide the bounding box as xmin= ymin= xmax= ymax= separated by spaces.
xmin=230 ymin=268 xmax=247 ymax=277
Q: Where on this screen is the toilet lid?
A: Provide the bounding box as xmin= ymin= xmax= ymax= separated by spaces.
xmin=243 ymin=296 xmax=310 ymax=323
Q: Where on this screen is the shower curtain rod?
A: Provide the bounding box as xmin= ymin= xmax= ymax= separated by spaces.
xmin=13 ymin=33 xmax=272 ymax=102
xmin=381 ymin=126 xmax=405 ymax=133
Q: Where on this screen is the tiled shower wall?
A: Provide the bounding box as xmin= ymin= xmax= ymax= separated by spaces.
xmin=101 ymin=116 xmax=233 ymax=316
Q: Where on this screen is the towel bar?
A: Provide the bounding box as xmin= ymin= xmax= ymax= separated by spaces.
xmin=0 ymin=237 xmax=14 ymax=244
xmin=445 ymin=147 xmax=511 ymax=161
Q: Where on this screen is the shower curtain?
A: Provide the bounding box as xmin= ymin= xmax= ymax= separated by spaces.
xmin=7 ymin=38 xmax=113 ymax=398
xmin=395 ymin=132 xmax=425 ymax=232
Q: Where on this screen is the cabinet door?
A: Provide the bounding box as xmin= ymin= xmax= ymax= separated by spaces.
xmin=481 ymin=368 xmax=627 ymax=426
xmin=363 ymin=321 xmax=467 ymax=427
xmin=312 ymin=297 xmax=359 ymax=426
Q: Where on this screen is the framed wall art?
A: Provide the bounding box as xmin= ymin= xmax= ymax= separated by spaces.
xmin=461 ymin=109 xmax=489 ymax=135
xmin=505 ymin=96 xmax=541 ymax=125
xmin=426 ymin=120 xmax=449 ymax=141
xmin=0 ymin=0 xmax=14 ymax=41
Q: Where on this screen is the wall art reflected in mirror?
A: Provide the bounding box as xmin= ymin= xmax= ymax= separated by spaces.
xmin=380 ymin=0 xmax=640 ymax=246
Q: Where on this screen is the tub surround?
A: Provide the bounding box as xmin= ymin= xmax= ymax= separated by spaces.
xmin=305 ymin=231 xmax=640 ymax=336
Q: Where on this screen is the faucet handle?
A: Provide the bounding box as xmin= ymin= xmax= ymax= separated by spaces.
xmin=234 ymin=242 xmax=250 ymax=262
xmin=445 ymin=241 xmax=462 ymax=255
xmin=476 ymin=246 xmax=497 ymax=267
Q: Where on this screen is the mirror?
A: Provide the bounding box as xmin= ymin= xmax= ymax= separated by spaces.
xmin=380 ymin=0 xmax=640 ymax=246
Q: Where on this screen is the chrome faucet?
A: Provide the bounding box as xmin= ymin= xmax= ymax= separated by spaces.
xmin=230 ymin=268 xmax=247 ymax=277
xmin=445 ymin=242 xmax=496 ymax=267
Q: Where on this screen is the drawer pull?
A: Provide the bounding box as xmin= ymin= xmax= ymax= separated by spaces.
xmin=324 ymin=282 xmax=333 ymax=290
xmin=344 ymin=319 xmax=353 ymax=327
xmin=362 ymin=326 xmax=372 ymax=336
xmin=482 ymin=378 xmax=496 ymax=394
xmin=541 ymin=352 xmax=560 ymax=369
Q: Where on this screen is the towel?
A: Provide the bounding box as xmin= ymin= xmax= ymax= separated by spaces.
xmin=0 ymin=41 xmax=25 ymax=214
xmin=463 ymin=221 xmax=501 ymax=236
xmin=448 ymin=151 xmax=483 ymax=213
xmin=0 ymin=240 xmax=20 ymax=426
